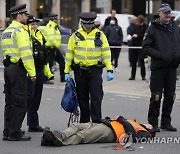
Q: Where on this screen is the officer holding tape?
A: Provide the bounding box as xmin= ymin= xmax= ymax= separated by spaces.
xmin=64 ymin=12 xmax=113 ymax=123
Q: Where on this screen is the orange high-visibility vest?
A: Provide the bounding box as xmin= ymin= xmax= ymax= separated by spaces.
xmin=110 ymin=119 xmax=147 ymax=142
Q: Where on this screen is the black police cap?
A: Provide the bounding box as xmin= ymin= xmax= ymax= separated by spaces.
xmin=27 ymin=15 xmax=40 ymax=24
xmin=9 ymin=4 xmax=27 ymax=15
xmin=48 ymin=13 xmax=58 ymax=19
xmin=79 ymin=12 xmax=97 ymax=24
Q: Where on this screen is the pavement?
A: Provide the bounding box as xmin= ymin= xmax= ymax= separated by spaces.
xmin=0 ymin=49 xmax=180 ymax=154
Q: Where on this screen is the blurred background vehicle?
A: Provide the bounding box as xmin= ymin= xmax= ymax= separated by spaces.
xmin=96 ymin=14 xmax=135 ymax=44
xmin=171 ymin=10 xmax=180 ymax=26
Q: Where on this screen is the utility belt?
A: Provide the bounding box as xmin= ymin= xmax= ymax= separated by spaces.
xmin=3 ymin=55 xmax=25 ymax=70
xmin=71 ymin=61 xmax=105 ymax=72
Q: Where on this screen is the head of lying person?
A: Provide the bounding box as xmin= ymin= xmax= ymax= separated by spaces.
xmin=140 ymin=122 xmax=156 ymax=138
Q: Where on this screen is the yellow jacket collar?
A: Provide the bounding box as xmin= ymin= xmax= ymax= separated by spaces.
xmin=48 ymin=20 xmax=58 ymax=26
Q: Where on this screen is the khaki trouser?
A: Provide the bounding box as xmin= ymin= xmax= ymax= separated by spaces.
xmin=58 ymin=122 xmax=116 ymax=145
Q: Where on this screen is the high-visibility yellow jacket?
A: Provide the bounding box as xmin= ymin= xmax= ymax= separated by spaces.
xmin=1 ymin=20 xmax=35 ymax=77
xmin=64 ymin=27 xmax=112 ymax=73
xmin=29 ymin=27 xmax=53 ymax=79
xmin=38 ymin=25 xmax=47 ymax=39
xmin=45 ymin=20 xmax=61 ymax=48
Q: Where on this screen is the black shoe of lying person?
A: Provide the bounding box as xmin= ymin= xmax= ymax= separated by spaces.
xmin=43 ymin=130 xmax=63 ymax=147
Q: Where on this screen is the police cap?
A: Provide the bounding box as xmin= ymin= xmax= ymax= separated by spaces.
xmin=79 ymin=12 xmax=97 ymax=24
xmin=27 ymin=15 xmax=40 ymax=24
xmin=159 ymin=3 xmax=172 ymax=13
xmin=9 ymin=4 xmax=27 ymax=15
xmin=48 ymin=13 xmax=58 ymax=19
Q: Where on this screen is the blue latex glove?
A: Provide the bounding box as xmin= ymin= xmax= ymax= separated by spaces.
xmin=106 ymin=72 xmax=114 ymax=81
xmin=65 ymin=73 xmax=70 ymax=82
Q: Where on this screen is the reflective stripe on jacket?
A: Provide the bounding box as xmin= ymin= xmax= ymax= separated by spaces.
xmin=65 ymin=27 xmax=112 ymax=73
xmin=110 ymin=119 xmax=147 ymax=142
xmin=1 ymin=20 xmax=35 ymax=77
xmin=45 ymin=20 xmax=61 ymax=48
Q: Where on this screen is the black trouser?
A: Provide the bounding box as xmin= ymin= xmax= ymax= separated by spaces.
xmin=130 ymin=49 xmax=145 ymax=79
xmin=3 ymin=64 xmax=27 ymax=138
xmin=74 ymin=67 xmax=103 ymax=123
xmin=27 ymin=67 xmax=44 ymax=127
xmin=48 ymin=47 xmax=65 ymax=81
xmin=148 ymin=67 xmax=176 ymax=127
xmin=110 ymin=47 xmax=121 ymax=68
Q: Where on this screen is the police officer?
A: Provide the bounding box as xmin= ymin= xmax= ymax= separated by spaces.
xmin=1 ymin=4 xmax=36 ymax=141
xmin=38 ymin=17 xmax=49 ymax=37
xmin=143 ymin=3 xmax=180 ymax=132
xmin=26 ymin=15 xmax=54 ymax=132
xmin=65 ymin=12 xmax=113 ymax=123
xmin=45 ymin=13 xmax=65 ymax=82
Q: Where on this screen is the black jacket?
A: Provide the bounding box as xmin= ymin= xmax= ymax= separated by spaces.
xmin=132 ymin=24 xmax=147 ymax=46
xmin=105 ymin=24 xmax=123 ymax=46
xmin=142 ymin=19 xmax=180 ymax=70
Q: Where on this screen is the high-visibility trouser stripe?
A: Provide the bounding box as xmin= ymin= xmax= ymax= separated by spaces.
xmin=75 ymin=47 xmax=101 ymax=52
xmin=21 ymin=55 xmax=34 ymax=61
xmin=74 ymin=55 xmax=101 ymax=60
xmin=19 ymin=46 xmax=31 ymax=52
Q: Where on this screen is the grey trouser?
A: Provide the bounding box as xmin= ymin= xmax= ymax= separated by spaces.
xmin=58 ymin=122 xmax=116 ymax=145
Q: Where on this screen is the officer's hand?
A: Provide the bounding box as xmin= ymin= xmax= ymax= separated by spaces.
xmin=31 ymin=76 xmax=36 ymax=82
xmin=106 ymin=71 xmax=114 ymax=81
xmin=65 ymin=73 xmax=70 ymax=82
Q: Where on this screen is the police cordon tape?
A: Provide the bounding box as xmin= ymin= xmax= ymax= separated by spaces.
xmin=61 ymin=44 xmax=143 ymax=49
xmin=109 ymin=46 xmax=142 ymax=49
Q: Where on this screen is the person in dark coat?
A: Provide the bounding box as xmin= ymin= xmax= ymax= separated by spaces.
xmin=102 ymin=9 xmax=118 ymax=31
xmin=129 ymin=15 xmax=147 ymax=80
xmin=105 ymin=19 xmax=123 ymax=71
xmin=143 ymin=3 xmax=180 ymax=132
xmin=127 ymin=16 xmax=137 ymax=66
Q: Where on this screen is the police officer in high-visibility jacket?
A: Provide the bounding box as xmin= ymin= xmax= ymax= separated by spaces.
xmin=65 ymin=12 xmax=114 ymax=123
xmin=1 ymin=4 xmax=36 ymax=141
xmin=45 ymin=13 xmax=65 ymax=82
xmin=38 ymin=17 xmax=49 ymax=37
xmin=26 ymin=15 xmax=54 ymax=132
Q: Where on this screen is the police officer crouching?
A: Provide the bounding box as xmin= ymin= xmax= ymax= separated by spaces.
xmin=1 ymin=4 xmax=36 ymax=141
xmin=26 ymin=15 xmax=54 ymax=132
xmin=64 ymin=12 xmax=114 ymax=123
